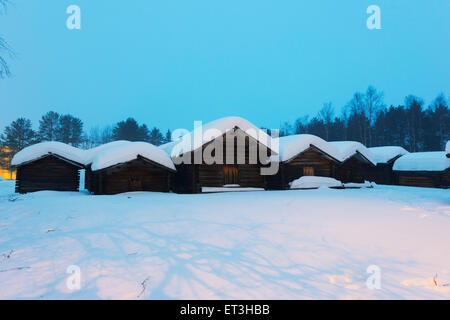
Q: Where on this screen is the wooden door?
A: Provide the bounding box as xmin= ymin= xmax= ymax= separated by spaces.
xmin=224 ymin=165 xmax=239 ymax=185
xmin=303 ymin=167 xmax=315 ymax=176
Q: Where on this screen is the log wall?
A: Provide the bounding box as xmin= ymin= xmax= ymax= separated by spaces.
xmin=15 ymin=155 xmax=81 ymax=194
xmin=86 ymin=158 xmax=172 ymax=195
xmin=266 ymin=148 xmax=336 ymax=190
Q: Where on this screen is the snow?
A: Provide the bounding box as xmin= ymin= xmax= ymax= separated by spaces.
xmin=273 ymin=134 xmax=341 ymax=163
xmin=11 ymin=142 xmax=85 ymax=167
xmin=290 ymin=176 xmax=342 ymax=189
xmin=369 ymin=146 xmax=409 ymax=164
xmin=10 ymin=140 xmax=176 ymax=172
xmin=89 ymin=142 xmax=176 ymax=172
xmin=446 ymin=141 xmax=450 ymax=156
xmin=1 ymin=183 xmax=450 ymax=299
xmin=202 ymin=187 xmax=265 ymax=193
xmin=393 ymin=152 xmax=450 ymax=172
xmin=83 ymin=141 xmax=132 ymax=165
xmin=343 ymin=181 xmax=373 ymax=189
xmin=329 ymin=141 xmax=377 ymax=165
xmin=160 ymin=116 xmax=276 ymax=158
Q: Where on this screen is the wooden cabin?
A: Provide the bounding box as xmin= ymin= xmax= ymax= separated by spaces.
xmin=14 ymin=154 xmax=83 ymax=194
xmin=393 ymin=152 xmax=450 ymax=189
xmin=329 ymin=141 xmax=376 ymax=183
xmin=160 ymin=117 xmax=276 ymax=193
xmin=11 ymin=142 xmax=85 ymax=194
xmin=265 ymin=135 xmax=342 ymax=190
xmin=366 ymin=146 xmax=409 ymax=185
xmin=84 ymin=142 xmax=176 ymax=195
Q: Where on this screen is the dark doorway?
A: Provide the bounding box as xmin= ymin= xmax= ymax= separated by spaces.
xmin=224 ymin=165 xmax=239 ymax=185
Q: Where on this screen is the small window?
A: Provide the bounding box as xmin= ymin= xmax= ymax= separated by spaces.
xmin=303 ymin=167 xmax=315 ymax=176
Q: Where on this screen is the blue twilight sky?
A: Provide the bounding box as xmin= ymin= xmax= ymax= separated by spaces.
xmin=0 ymin=0 xmax=449 ymax=133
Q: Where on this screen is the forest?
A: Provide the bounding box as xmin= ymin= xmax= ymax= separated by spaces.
xmin=1 ymin=86 xmax=449 ymax=172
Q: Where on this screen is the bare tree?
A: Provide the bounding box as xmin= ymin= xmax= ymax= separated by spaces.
xmin=364 ymin=86 xmax=385 ymax=147
xmin=318 ymin=102 xmax=334 ymax=140
xmin=0 ymin=0 xmax=12 ymax=78
xmin=404 ymin=95 xmax=424 ymax=152
xmin=347 ymin=92 xmax=367 ymax=144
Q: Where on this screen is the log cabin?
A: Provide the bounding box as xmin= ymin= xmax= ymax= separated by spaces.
xmin=393 ymin=151 xmax=450 ymax=189
xmin=160 ymin=117 xmax=277 ymax=193
xmin=366 ymin=146 xmax=409 ymax=185
xmin=84 ymin=142 xmax=176 ymax=195
xmin=11 ymin=142 xmax=85 ymax=194
xmin=265 ymin=134 xmax=342 ymax=190
xmin=329 ymin=141 xmax=377 ymax=183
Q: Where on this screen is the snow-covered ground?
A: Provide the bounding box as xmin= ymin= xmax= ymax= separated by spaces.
xmin=0 ymin=179 xmax=449 ymax=300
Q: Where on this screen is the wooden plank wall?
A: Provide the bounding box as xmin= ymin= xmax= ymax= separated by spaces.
xmin=266 ymin=149 xmax=336 ymax=190
xmin=335 ymin=157 xmax=372 ymax=183
xmin=173 ymin=133 xmax=271 ymax=192
xmin=15 ymin=156 xmax=80 ymax=194
xmin=366 ymin=163 xmax=394 ymax=185
xmin=87 ymin=158 xmax=172 ymax=195
xmin=396 ymin=170 xmax=449 ymax=189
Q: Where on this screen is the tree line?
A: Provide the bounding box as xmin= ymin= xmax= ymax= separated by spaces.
xmin=0 ymin=113 xmax=172 ymax=171
xmin=277 ymin=87 xmax=449 ymax=153
xmin=1 ymin=86 xmax=449 ymax=172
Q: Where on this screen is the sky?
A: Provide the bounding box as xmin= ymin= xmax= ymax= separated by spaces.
xmin=0 ymin=0 xmax=449 ymax=134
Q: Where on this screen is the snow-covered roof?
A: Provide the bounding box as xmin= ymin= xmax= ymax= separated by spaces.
xmin=273 ymin=134 xmax=341 ymax=163
xmin=84 ymin=141 xmax=132 ymax=165
xmin=446 ymin=141 xmax=450 ymax=157
xmin=89 ymin=142 xmax=176 ymax=172
xmin=11 ymin=141 xmax=176 ymax=172
xmin=328 ymin=141 xmax=376 ymax=165
xmin=160 ymin=116 xmax=276 ymax=158
xmin=393 ymin=152 xmax=450 ymax=172
xmin=368 ymin=146 xmax=409 ymax=164
xmin=11 ymin=142 xmax=86 ymax=167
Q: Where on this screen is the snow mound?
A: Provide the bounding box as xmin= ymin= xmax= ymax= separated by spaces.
xmin=343 ymin=181 xmax=373 ymax=188
xmin=290 ymin=176 xmax=343 ymax=189
xmin=272 ymin=134 xmax=341 ymax=163
xmin=11 ymin=141 xmax=86 ymax=167
xmin=369 ymin=146 xmax=409 ymax=164
xmin=329 ymin=141 xmax=376 ymax=165
xmin=393 ymin=151 xmax=450 ymax=172
xmin=90 ymin=141 xmax=176 ymax=172
xmin=160 ymin=116 xmax=276 ymax=158
xmin=446 ymin=141 xmax=449 ymax=157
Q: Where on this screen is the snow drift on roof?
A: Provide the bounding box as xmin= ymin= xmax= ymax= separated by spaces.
xmin=11 ymin=141 xmax=86 ymax=166
xmin=393 ymin=152 xmax=450 ymax=172
xmin=90 ymin=141 xmax=176 ymax=172
xmin=329 ymin=141 xmax=376 ymax=165
xmin=273 ymin=134 xmax=341 ymax=163
xmin=84 ymin=141 xmax=132 ymax=165
xmin=446 ymin=141 xmax=450 ymax=156
xmin=368 ymin=146 xmax=409 ymax=164
xmin=160 ymin=116 xmax=275 ymax=158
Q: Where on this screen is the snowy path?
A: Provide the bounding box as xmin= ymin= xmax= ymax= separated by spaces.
xmin=0 ymin=180 xmax=449 ymax=299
